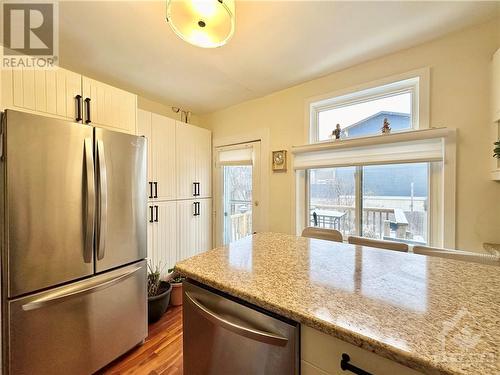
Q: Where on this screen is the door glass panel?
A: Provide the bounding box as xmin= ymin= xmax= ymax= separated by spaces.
xmin=223 ymin=166 xmax=253 ymax=244
xmin=308 ymin=167 xmax=356 ymax=238
xmin=362 ymin=163 xmax=429 ymax=244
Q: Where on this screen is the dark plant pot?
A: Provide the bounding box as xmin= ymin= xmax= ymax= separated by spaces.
xmin=148 ymin=281 xmax=172 ymax=324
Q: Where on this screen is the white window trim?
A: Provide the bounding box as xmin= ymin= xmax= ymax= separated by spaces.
xmin=293 ymin=128 xmax=456 ymax=249
xmin=305 ymin=68 xmax=430 ymax=144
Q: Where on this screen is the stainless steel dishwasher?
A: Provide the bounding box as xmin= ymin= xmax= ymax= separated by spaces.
xmin=183 ymin=280 xmax=300 ymax=375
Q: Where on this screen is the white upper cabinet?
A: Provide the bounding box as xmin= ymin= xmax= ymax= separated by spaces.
xmin=1 ymin=66 xmax=81 ymax=122
xmin=176 ymin=122 xmax=212 ymax=199
xmin=137 ymin=110 xmax=177 ymax=201
xmin=82 ymin=77 xmax=137 ymax=135
xmin=1 ymin=67 xmax=137 ymax=135
xmin=152 ymin=114 xmax=176 ymax=201
xmin=493 ymin=48 xmax=500 ymax=122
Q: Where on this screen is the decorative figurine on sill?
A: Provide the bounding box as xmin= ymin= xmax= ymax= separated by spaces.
xmin=381 ymin=118 xmax=391 ymax=134
xmin=331 ymin=123 xmax=342 ymax=140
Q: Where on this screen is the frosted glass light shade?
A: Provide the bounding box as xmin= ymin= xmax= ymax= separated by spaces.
xmin=166 ymin=0 xmax=235 ymax=48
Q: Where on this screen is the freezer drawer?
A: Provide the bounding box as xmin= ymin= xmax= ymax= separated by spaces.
xmin=183 ymin=280 xmax=300 ymax=375
xmin=6 ymin=261 xmax=147 ymax=375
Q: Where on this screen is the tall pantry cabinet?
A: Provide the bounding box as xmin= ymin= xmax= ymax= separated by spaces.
xmin=138 ymin=109 xmax=212 ymax=273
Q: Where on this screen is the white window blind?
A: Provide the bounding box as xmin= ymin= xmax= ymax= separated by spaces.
xmin=216 ymin=145 xmax=254 ymax=166
xmin=292 ymin=128 xmax=452 ymax=170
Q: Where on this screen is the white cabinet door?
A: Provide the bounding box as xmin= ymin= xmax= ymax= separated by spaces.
xmin=177 ymin=122 xmax=212 ymax=199
xmin=176 ymin=122 xmax=198 ymax=199
xmin=148 ymin=201 xmax=177 ymax=276
xmin=82 ymin=77 xmax=137 ymax=134
xmin=137 ymin=109 xmax=154 ymax=198
xmin=1 ymin=67 xmax=81 ymax=121
xmin=152 ymin=113 xmax=176 ymax=201
xmin=177 ymin=200 xmax=198 ymax=261
xmin=197 ymin=198 xmax=213 ymax=253
xmin=196 ymin=128 xmax=212 ymax=198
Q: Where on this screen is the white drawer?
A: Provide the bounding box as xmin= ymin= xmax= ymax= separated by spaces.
xmin=301 ymin=325 xmax=422 ymax=375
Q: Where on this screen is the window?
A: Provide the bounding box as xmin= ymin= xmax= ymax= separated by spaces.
xmin=308 ymin=162 xmax=431 ymax=245
xmin=308 ymin=72 xmax=428 ymax=143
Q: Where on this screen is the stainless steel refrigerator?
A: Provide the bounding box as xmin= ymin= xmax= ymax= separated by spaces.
xmin=0 ymin=110 xmax=148 ymax=374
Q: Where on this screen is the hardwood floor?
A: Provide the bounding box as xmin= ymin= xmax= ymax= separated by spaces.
xmin=98 ymin=306 xmax=183 ymax=375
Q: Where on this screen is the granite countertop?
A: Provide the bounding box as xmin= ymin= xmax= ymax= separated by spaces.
xmin=175 ymin=232 xmax=500 ymax=375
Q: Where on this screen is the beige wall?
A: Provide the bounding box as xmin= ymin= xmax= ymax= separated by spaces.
xmin=200 ymin=18 xmax=500 ymax=252
xmin=137 ymin=96 xmax=203 ymax=126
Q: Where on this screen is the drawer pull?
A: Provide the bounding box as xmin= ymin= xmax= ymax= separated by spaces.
xmin=340 ymin=353 xmax=372 ymax=375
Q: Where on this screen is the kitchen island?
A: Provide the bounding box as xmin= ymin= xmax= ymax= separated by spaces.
xmin=175 ymin=232 xmax=500 ymax=375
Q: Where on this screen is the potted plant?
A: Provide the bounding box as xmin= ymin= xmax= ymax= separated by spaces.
xmin=147 ymin=261 xmax=172 ymax=323
xmin=167 ymin=268 xmax=185 ymax=306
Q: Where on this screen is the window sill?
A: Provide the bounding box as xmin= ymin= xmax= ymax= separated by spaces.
xmin=294 ymin=127 xmax=453 ymax=154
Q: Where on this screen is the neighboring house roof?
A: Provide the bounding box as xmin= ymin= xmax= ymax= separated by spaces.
xmin=343 ymin=111 xmax=410 ymax=137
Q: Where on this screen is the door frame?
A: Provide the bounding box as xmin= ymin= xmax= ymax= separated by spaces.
xmin=214 ymin=141 xmax=261 ymax=246
xmin=213 ymin=129 xmax=270 ymax=246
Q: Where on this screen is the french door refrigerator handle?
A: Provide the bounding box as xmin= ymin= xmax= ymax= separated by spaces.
xmin=21 ymin=265 xmax=142 ymax=311
xmin=83 ymin=138 xmax=95 ymax=264
xmin=96 ymin=139 xmax=108 ymax=260
xmin=185 ymin=292 xmax=289 ymax=347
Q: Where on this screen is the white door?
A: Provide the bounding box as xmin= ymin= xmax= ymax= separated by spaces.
xmin=82 ymin=77 xmax=137 ymax=134
xmin=177 ymin=200 xmax=198 ymax=261
xmin=196 ymin=127 xmax=212 ymax=198
xmin=197 ymin=198 xmax=213 ymax=254
xmin=214 ymin=141 xmax=261 ymax=246
xmin=1 ymin=67 xmax=81 ymax=121
xmin=176 ymin=123 xmax=198 ymax=199
xmin=152 ymin=113 xmax=176 ymax=201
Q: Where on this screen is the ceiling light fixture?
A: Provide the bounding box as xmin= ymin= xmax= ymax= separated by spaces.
xmin=166 ymin=0 xmax=235 ymax=48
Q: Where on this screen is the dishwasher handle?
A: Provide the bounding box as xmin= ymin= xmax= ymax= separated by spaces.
xmin=185 ymin=291 xmax=289 ymax=347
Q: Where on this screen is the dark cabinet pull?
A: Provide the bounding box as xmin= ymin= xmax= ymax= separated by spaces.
xmin=196 ymin=182 xmax=200 ymax=196
xmin=197 ymin=201 xmax=200 ymax=216
xmin=84 ymin=98 xmax=91 ymax=124
xmin=154 ymin=205 xmax=159 ymax=222
xmin=193 ymin=202 xmax=200 ymax=216
xmin=149 ymin=206 xmax=154 ymax=223
xmin=75 ymin=95 xmax=83 ymax=122
xmin=154 ymin=182 xmax=158 ymax=198
xmin=148 ymin=182 xmax=153 ymax=199
xmin=192 ymin=182 xmax=197 ymax=197
xmin=340 ymin=353 xmax=372 ymax=375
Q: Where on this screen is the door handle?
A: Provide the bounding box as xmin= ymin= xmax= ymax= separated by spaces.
xmin=340 ymin=353 xmax=373 ymax=375
xmin=185 ymin=292 xmax=289 ymax=347
xmin=149 ymin=206 xmax=154 ymax=223
xmin=154 ymin=205 xmax=159 ymax=222
xmin=96 ymin=139 xmax=108 ymax=261
xmin=75 ymin=95 xmax=83 ymax=122
xmin=22 ymin=265 xmax=142 ymax=311
xmin=149 ymin=182 xmax=153 ymax=199
xmin=84 ymin=97 xmax=91 ymax=124
xmin=154 ymin=182 xmax=158 ymax=198
xmin=83 ymin=138 xmax=95 ymax=264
